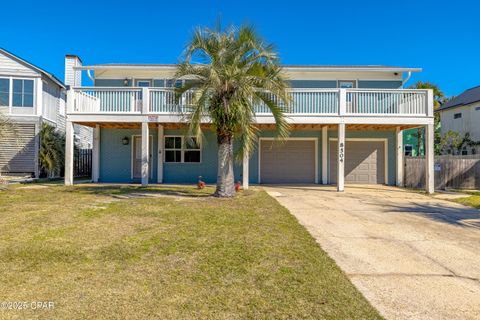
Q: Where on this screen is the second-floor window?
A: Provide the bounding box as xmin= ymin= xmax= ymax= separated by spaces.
xmin=454 ymin=113 xmax=462 ymax=119
xmin=0 ymin=78 xmax=9 ymax=106
xmin=338 ymin=80 xmax=356 ymax=89
xmin=13 ymin=79 xmax=34 ymax=107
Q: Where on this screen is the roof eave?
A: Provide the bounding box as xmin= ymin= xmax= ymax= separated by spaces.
xmin=76 ymin=65 xmax=422 ymax=73
xmin=0 ymin=48 xmax=66 ymax=89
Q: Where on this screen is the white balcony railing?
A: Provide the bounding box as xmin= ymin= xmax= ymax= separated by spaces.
xmin=67 ymin=87 xmax=431 ymax=117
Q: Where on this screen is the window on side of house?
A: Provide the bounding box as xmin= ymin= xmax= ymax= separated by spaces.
xmin=454 ymin=112 xmax=462 ymax=119
xmin=164 ymin=136 xmax=201 ymax=163
xmin=404 ymin=145 xmax=413 ymax=156
xmin=0 ymin=78 xmax=9 ymax=106
xmin=462 ymin=148 xmax=468 ymax=155
xmin=338 ymin=80 xmax=356 ymax=89
xmin=475 ymin=106 xmax=480 ymax=111
xmin=136 ymin=80 xmax=151 ymax=87
xmin=12 ymin=79 xmax=34 ymax=107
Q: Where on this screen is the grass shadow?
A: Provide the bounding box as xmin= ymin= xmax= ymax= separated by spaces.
xmin=68 ymin=184 xmax=213 ymax=199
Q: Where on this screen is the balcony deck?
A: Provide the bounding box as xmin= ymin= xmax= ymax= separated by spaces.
xmin=66 ymin=87 xmax=434 ymax=126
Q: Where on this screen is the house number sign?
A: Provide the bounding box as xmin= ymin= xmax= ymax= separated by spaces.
xmin=339 ymin=142 xmax=344 ymax=163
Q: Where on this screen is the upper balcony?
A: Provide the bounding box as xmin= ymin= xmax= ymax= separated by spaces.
xmin=66 ymin=87 xmax=434 ymax=126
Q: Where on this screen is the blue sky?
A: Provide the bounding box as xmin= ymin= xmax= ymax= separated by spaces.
xmin=0 ymin=0 xmax=478 ymax=96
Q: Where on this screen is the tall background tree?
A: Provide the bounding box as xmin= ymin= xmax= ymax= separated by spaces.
xmin=408 ymin=81 xmax=445 ymax=155
xmin=174 ymin=24 xmax=290 ymax=197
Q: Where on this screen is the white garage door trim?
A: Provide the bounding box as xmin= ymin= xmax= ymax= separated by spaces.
xmin=258 ymin=138 xmax=318 ymax=184
xmin=328 ymin=138 xmax=388 ymax=184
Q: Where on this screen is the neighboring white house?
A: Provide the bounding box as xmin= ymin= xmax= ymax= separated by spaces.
xmin=0 ymin=48 xmax=91 ymax=177
xmin=438 ymin=85 xmax=480 ymax=154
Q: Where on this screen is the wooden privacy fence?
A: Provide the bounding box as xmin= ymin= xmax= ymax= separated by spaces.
xmin=74 ymin=149 xmax=92 ymax=178
xmin=404 ymin=155 xmax=480 ymax=190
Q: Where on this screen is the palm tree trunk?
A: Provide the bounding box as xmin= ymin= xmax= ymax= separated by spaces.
xmin=214 ymin=139 xmax=235 ymax=197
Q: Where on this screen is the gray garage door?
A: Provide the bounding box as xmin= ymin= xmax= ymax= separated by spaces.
xmin=330 ymin=140 xmax=385 ymax=184
xmin=260 ymin=140 xmax=315 ymax=183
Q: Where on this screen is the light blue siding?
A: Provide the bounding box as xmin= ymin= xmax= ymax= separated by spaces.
xmin=94 ymin=79 xmax=132 ymax=87
xmin=289 ymin=80 xmax=337 ymax=88
xmin=358 ymin=80 xmax=403 ymax=89
xmin=153 ymin=79 xmax=166 ymax=87
xmin=99 ymin=128 xmax=397 ymax=185
xmin=99 ymin=128 xmax=158 ymax=183
xmin=94 ymin=79 xmax=403 ymax=90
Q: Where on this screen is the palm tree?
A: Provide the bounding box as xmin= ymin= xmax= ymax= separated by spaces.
xmin=39 ymin=123 xmax=65 ymax=178
xmin=174 ymin=24 xmax=291 ymax=197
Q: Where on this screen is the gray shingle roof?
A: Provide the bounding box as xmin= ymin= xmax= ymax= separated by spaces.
xmin=439 ymin=86 xmax=480 ymax=111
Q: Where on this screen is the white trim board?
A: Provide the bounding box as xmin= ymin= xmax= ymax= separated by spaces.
xmin=328 ymin=137 xmax=388 ymax=184
xmin=258 ymin=137 xmax=319 ymax=184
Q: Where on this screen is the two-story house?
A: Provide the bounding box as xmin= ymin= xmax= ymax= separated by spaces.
xmin=0 ymin=49 xmax=93 ymax=178
xmin=437 ymin=85 xmax=480 ymax=154
xmin=63 ymin=57 xmax=435 ymax=193
xmin=0 ymin=48 xmax=67 ymax=177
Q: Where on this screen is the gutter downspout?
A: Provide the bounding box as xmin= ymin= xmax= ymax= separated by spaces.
xmin=87 ymin=69 xmax=94 ymax=82
xmin=402 ymin=71 xmax=412 ymax=87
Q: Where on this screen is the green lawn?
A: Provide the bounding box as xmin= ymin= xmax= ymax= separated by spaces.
xmin=0 ymin=184 xmax=381 ymax=319
xmin=453 ymin=191 xmax=480 ymax=208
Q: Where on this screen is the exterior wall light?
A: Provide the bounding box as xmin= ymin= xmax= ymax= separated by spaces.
xmin=122 ymin=137 xmax=129 ymax=145
xmin=123 ymin=78 xmax=129 ymax=86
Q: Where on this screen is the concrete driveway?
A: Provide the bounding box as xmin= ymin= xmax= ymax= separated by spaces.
xmin=264 ymin=185 xmax=480 ymax=320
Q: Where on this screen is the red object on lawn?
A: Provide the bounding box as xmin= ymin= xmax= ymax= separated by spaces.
xmin=198 ymin=176 xmax=205 ymax=189
xmin=235 ymin=181 xmax=241 ymax=192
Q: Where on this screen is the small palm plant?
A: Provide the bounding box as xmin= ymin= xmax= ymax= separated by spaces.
xmin=174 ymin=24 xmax=291 ymax=197
xmin=39 ymin=123 xmax=65 ymax=178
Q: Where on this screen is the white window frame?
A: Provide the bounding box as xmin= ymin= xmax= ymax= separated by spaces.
xmin=337 ymin=80 xmax=357 ymax=89
xmin=12 ymin=78 xmax=35 ymax=107
xmin=0 ymin=76 xmax=36 ymax=112
xmin=164 ymin=135 xmax=202 ymax=163
xmin=135 ymin=79 xmax=152 ymax=87
xmin=0 ymin=77 xmax=9 ymax=107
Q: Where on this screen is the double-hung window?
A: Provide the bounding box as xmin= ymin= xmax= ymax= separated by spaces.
xmin=13 ymin=79 xmax=34 ymax=107
xmin=0 ymin=78 xmax=9 ymax=106
xmin=164 ymin=136 xmax=201 ymax=163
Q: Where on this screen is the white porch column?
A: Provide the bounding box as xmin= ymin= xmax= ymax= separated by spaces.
xmin=322 ymin=126 xmax=328 ymax=184
xmin=337 ymin=123 xmax=345 ymax=192
xmin=396 ymin=126 xmax=404 ymax=187
xmin=243 ymin=151 xmax=249 ymax=190
xmin=65 ymin=120 xmax=74 ymax=186
xmin=141 ymin=122 xmax=149 ymax=186
xmin=157 ymin=125 xmax=164 ymax=183
xmin=425 ymin=123 xmax=434 ymax=194
xmin=92 ymin=124 xmax=100 ymax=182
